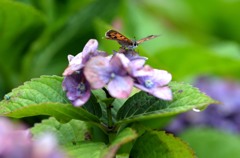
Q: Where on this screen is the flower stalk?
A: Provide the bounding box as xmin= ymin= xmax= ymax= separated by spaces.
xmin=103 ymin=87 xmax=114 ymax=130
xmin=106 ymin=103 xmax=113 ymax=129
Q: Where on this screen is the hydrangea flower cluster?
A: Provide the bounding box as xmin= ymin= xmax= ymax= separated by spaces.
xmin=62 ymin=39 xmax=172 ymax=106
xmin=166 ymin=76 xmax=240 ymax=134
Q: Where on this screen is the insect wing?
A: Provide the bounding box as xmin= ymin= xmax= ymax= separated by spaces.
xmin=105 ymin=30 xmax=133 ymax=46
xmin=136 ymin=35 xmax=159 ymax=45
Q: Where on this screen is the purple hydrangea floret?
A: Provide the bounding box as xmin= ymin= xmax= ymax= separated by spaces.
xmin=84 ymin=53 xmax=133 ymax=98
xmin=133 ymin=65 xmax=172 ymax=100
xmin=62 ymin=39 xmax=107 ymax=106
xmin=62 ymin=72 xmax=91 ymax=106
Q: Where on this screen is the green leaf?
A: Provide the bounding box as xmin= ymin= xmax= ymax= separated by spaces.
xmin=180 ymin=128 xmax=240 ymax=158
xmin=0 ymin=75 xmax=68 ymax=110
xmin=0 ymin=75 xmax=102 ymax=123
xmin=116 ymin=81 xmax=218 ymax=124
xmin=81 ymin=93 xmax=102 ymax=118
xmin=3 ymin=103 xmax=100 ymax=123
xmin=130 ymin=131 xmax=195 ymax=158
xmin=65 ymin=142 xmax=107 ymax=158
xmin=112 ymin=98 xmax=127 ymax=122
xmin=31 ymin=117 xmax=91 ymax=145
xmin=101 ymin=128 xmax=138 ymax=158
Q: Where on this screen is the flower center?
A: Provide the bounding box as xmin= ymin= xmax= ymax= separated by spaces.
xmin=110 ymin=72 xmax=116 ymax=79
xmin=77 ymin=82 xmax=86 ymax=93
xmin=144 ymin=79 xmax=154 ymax=88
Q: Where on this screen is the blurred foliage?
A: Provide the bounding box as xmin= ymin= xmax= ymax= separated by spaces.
xmin=1 ymin=0 xmax=240 ymax=156
xmin=181 ymin=128 xmax=240 ymax=158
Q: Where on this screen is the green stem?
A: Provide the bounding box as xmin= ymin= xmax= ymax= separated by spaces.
xmin=106 ymin=104 xmax=113 ymax=129
xmin=103 ymin=87 xmax=114 ymax=130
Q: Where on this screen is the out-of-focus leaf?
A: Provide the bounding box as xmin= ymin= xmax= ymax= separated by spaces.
xmin=150 ymin=46 xmax=240 ymax=80
xmin=29 ymin=0 xmax=94 ymax=22
xmin=143 ymin=0 xmax=240 ymax=43
xmin=0 ymin=0 xmax=45 ymax=88
xmin=211 ymin=41 xmax=240 ymax=59
xmin=180 ymin=128 xmax=240 ymax=158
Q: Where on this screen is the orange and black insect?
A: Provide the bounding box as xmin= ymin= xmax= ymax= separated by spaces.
xmin=105 ymin=30 xmax=159 ymax=49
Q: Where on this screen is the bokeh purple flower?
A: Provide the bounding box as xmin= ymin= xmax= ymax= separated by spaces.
xmin=166 ymin=76 xmax=240 ymax=134
xmin=32 ymin=133 xmax=66 ymax=158
xmin=0 ymin=117 xmax=31 ymax=158
xmin=0 ymin=117 xmax=66 ymax=158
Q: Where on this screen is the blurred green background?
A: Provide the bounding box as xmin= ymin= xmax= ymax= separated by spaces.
xmin=1 ymin=0 xmax=240 ymax=157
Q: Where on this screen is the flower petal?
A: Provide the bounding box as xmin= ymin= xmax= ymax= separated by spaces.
xmin=130 ymin=57 xmax=147 ymax=69
xmin=134 ymin=83 xmax=172 ymax=100
xmin=110 ymin=53 xmax=130 ymax=72
xmin=72 ymin=90 xmax=91 ymax=106
xmin=84 ymin=56 xmax=111 ymax=89
xmin=67 ymin=55 xmax=74 ymax=62
xmin=107 ymin=76 xmax=133 ymax=98
xmin=151 ymin=86 xmax=172 ymax=100
xmin=132 ymin=65 xmax=154 ymax=77
xmin=152 ymin=69 xmax=172 ymax=86
xmin=63 ymin=53 xmax=84 ymax=76
xmin=62 ymin=73 xmax=91 ymax=106
xmin=82 ymin=39 xmax=98 ymax=57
